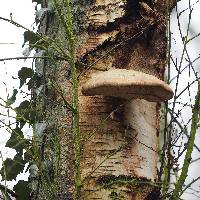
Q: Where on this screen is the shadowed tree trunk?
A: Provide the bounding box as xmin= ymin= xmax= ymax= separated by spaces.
xmin=37 ymin=0 xmax=169 ymax=199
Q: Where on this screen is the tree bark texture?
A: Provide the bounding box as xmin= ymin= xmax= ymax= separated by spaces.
xmin=38 ymin=0 xmax=168 ymax=199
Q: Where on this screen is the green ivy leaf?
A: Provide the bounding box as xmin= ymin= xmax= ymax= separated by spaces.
xmin=6 ymin=89 xmax=18 ymax=106
xmin=22 ymin=31 xmax=48 ymax=51
xmin=15 ymin=100 xmax=36 ymax=127
xmin=22 ymin=31 xmax=40 ymax=48
xmin=13 ymin=180 xmax=31 ymax=200
xmin=27 ymin=73 xmax=43 ymax=90
xmin=6 ymin=127 xmax=24 ymax=156
xmin=15 ymin=100 xmax=30 ymax=128
xmin=18 ymin=67 xmax=34 ymax=88
xmin=0 ymin=154 xmax=26 ymax=181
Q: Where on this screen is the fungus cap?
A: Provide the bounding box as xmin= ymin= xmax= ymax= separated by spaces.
xmin=82 ymin=69 xmax=173 ymax=102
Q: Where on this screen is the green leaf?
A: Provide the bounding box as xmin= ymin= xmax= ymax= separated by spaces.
xmin=6 ymin=127 xmax=24 ymax=155
xmin=15 ymin=100 xmax=36 ymax=127
xmin=6 ymin=89 xmax=18 ymax=106
xmin=22 ymin=31 xmax=48 ymax=51
xmin=15 ymin=100 xmax=30 ymax=128
xmin=27 ymin=73 xmax=43 ymax=90
xmin=0 ymin=154 xmax=26 ymax=181
xmin=13 ymin=180 xmax=31 ymax=200
xmin=18 ymin=67 xmax=34 ymax=88
xmin=23 ymin=31 xmax=40 ymax=48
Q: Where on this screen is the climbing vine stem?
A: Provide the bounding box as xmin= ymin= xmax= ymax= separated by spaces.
xmin=171 ymin=81 xmax=200 ymax=199
xmin=53 ymin=0 xmax=81 ymax=198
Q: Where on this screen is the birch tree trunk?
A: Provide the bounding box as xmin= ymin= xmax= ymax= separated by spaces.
xmin=37 ymin=0 xmax=168 ymax=199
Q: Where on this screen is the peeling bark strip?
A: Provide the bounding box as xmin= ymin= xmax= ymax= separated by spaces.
xmin=77 ymin=0 xmax=168 ymax=199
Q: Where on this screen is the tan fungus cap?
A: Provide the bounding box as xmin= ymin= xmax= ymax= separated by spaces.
xmin=82 ymin=69 xmax=173 ymax=102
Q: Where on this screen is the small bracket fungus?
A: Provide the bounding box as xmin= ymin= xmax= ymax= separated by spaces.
xmin=80 ymin=69 xmax=174 ymax=191
xmin=82 ymin=69 xmax=173 ymax=102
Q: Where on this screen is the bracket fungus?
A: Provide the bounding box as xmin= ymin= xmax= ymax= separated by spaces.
xmin=82 ymin=69 xmax=173 ymax=102
xmin=80 ymin=68 xmax=174 ymax=198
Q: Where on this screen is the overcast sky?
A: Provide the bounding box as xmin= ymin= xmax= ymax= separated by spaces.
xmin=0 ymin=0 xmax=36 ymax=156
